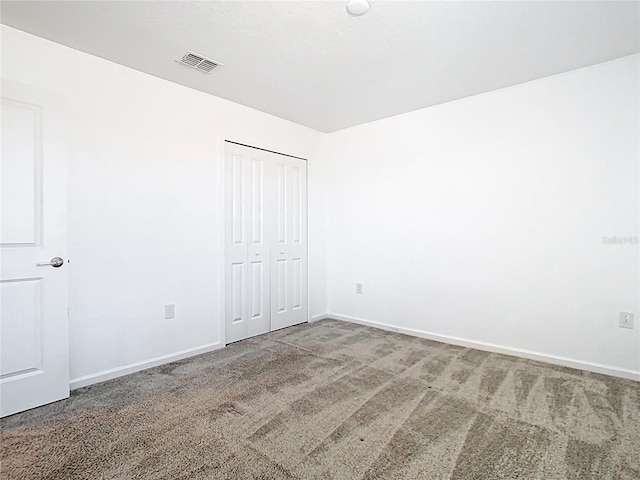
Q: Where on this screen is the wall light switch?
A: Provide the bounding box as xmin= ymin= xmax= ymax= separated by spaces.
xmin=165 ymin=304 xmax=175 ymax=319
xmin=356 ymin=283 xmax=363 ymax=294
xmin=619 ymin=312 xmax=634 ymax=329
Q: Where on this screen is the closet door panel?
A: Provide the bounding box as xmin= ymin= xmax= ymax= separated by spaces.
xmin=247 ymin=156 xmax=271 ymax=338
xmin=271 ymin=157 xmax=307 ymax=331
xmin=225 ymin=146 xmax=271 ymax=343
xmin=225 ymin=153 xmax=249 ymax=343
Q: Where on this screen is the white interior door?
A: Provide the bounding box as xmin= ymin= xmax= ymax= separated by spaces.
xmin=224 ymin=142 xmax=307 ymax=343
xmin=225 ymin=143 xmax=272 ymax=343
xmin=1 ymin=81 xmax=69 ymax=417
xmin=270 ymin=155 xmax=308 ymax=331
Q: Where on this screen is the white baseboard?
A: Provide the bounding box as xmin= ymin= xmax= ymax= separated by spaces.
xmin=325 ymin=313 xmax=640 ymax=382
xmin=69 ymin=341 xmax=223 ymax=390
xmin=310 ymin=313 xmax=329 ymax=323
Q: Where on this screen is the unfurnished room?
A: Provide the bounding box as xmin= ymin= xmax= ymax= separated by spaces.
xmin=0 ymin=1 xmax=639 ymax=479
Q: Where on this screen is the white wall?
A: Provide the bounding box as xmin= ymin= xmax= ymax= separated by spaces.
xmin=324 ymin=55 xmax=640 ymax=378
xmin=1 ymin=26 xmax=326 ymax=387
xmin=2 ymin=24 xmax=637 ymax=385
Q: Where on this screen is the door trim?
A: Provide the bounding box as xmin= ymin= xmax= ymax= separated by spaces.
xmin=224 ymin=140 xmax=308 ymax=161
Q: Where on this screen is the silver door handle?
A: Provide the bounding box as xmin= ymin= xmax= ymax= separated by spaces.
xmin=37 ymin=257 xmax=64 ymax=268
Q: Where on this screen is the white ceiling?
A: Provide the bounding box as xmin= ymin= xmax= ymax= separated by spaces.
xmin=2 ymin=1 xmax=639 ymax=133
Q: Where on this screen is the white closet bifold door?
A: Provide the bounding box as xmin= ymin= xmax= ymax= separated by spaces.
xmin=270 ymin=155 xmax=308 ymax=331
xmin=225 ymin=142 xmax=307 ymax=344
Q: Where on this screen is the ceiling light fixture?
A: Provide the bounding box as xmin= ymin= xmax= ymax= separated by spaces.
xmin=346 ymin=0 xmax=370 ymax=16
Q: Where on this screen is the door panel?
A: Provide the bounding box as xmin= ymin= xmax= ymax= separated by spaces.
xmin=270 ymin=156 xmax=307 ymax=331
xmin=226 ymin=152 xmax=249 ymax=343
xmin=276 ymin=164 xmax=286 ymax=244
xmin=1 ymin=279 xmax=43 ymax=377
xmin=250 ymin=261 xmax=264 ymax=318
xmin=251 ymin=158 xmax=263 ymax=244
xmin=231 ymin=262 xmax=245 ymax=323
xmin=1 ymin=99 xmax=40 ymax=245
xmin=291 ymin=165 xmax=302 ymax=244
xmin=231 ymin=154 xmax=245 ymax=246
xmin=292 ymin=258 xmax=302 ymax=309
xmin=1 ymin=81 xmax=69 ymax=417
xmin=248 ymin=156 xmax=271 ymax=337
xmin=225 ymin=146 xmax=271 ymax=343
xmin=275 ymin=258 xmax=287 ymax=312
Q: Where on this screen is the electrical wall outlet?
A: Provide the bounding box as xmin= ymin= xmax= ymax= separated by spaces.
xmin=619 ymin=312 xmax=634 ymax=329
xmin=165 ymin=304 xmax=175 ymax=319
xmin=356 ymin=283 xmax=363 ymax=294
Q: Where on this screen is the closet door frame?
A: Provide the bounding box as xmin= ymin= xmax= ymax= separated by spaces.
xmin=221 ymin=137 xmax=308 ymax=345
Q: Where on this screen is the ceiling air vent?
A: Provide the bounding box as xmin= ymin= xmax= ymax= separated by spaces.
xmin=177 ymin=51 xmax=222 ymax=74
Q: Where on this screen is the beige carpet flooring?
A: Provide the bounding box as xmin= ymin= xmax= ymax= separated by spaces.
xmin=1 ymin=319 xmax=639 ymax=479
